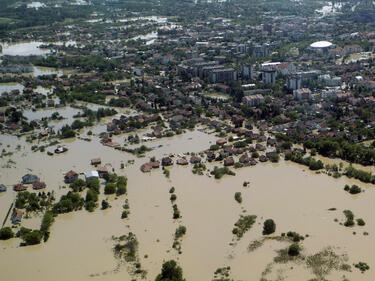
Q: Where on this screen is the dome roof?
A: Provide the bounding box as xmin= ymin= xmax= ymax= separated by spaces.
xmin=310 ymin=41 xmax=332 ymax=48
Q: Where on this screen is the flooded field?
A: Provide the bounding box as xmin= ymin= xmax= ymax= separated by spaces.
xmin=0 ymin=114 xmax=375 ymax=281
xmin=0 ymin=41 xmax=52 ymax=56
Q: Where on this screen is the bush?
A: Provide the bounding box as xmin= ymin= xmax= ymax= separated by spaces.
xmin=104 ymin=183 xmax=116 ymax=194
xmin=170 ymin=194 xmax=177 ymax=201
xmin=288 ymin=243 xmax=300 ymax=256
xmin=349 ymin=185 xmax=361 ymax=194
xmin=355 ymin=262 xmax=370 ymax=273
xmin=270 ymin=154 xmax=280 ymax=163
xmin=121 ymin=210 xmax=128 ymax=219
xmin=234 ymin=192 xmax=242 ymax=203
xmin=175 ymin=226 xmax=187 ymax=239
xmin=357 ymin=218 xmax=366 ymax=226
xmin=0 ymin=227 xmax=14 ymax=240
xmin=102 ymin=200 xmax=109 ymax=210
xmin=343 ymin=210 xmax=355 ymax=227
xmin=173 ymin=204 xmax=181 ymax=219
xmin=232 ymin=215 xmax=257 ymax=238
xmin=263 ymin=219 xmax=276 ymax=235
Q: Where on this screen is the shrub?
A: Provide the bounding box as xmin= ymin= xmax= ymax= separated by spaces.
xmin=175 ymin=226 xmax=186 ymax=239
xmin=234 ymin=192 xmax=242 ymax=203
xmin=354 ymin=262 xmax=370 ymax=273
xmin=102 ymin=200 xmax=109 ymax=210
xmin=288 ymin=243 xmax=300 ymax=256
xmin=270 ymin=154 xmax=280 ymax=163
xmin=357 ymin=218 xmax=365 ymax=226
xmin=263 ymin=219 xmax=276 ymax=235
xmin=343 ymin=210 xmax=355 ymax=227
xmin=232 ymin=215 xmax=257 ymax=238
xmin=349 ymin=185 xmax=361 ymax=194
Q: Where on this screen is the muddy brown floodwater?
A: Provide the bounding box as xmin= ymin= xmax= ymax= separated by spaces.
xmin=0 ymin=121 xmax=375 ymax=281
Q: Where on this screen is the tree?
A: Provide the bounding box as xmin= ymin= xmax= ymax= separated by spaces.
xmin=155 ymin=260 xmax=185 ymax=281
xmin=263 ymin=219 xmax=276 ymax=235
xmin=0 ymin=227 xmax=14 ymax=240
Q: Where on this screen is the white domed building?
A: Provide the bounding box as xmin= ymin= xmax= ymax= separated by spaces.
xmin=308 ymin=41 xmax=333 ymax=53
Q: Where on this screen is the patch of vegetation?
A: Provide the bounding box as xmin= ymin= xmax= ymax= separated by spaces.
xmin=288 ymin=243 xmax=300 ymax=256
xmin=40 ymin=210 xmax=54 ymax=242
xmin=247 ymin=239 xmax=264 ymax=252
xmin=52 ymin=191 xmax=84 ymax=214
xmin=15 ymin=191 xmax=55 ymax=213
xmin=232 ymin=215 xmax=257 ymax=239
xmin=357 ymin=218 xmax=366 ymax=226
xmin=170 ymin=194 xmax=177 ymax=202
xmin=306 ymin=247 xmax=351 ymax=279
xmin=192 ymin=163 xmax=206 ymax=175
xmin=113 ymin=232 xmax=138 ymax=262
xmin=173 ymin=225 xmax=186 ymax=253
xmin=234 ymin=192 xmax=242 ymax=203
xmin=211 ymin=166 xmax=236 ymax=179
xmin=343 ymin=210 xmax=355 ymax=227
xmin=285 ymin=152 xmax=324 ymax=171
xmin=104 ymin=182 xmax=116 ymax=194
xmin=124 ymin=145 xmax=152 ymax=157
xmin=102 ymin=200 xmax=109 ymax=210
xmin=213 ymin=266 xmax=233 ymax=281
xmin=22 ymin=230 xmax=42 ymax=245
xmin=173 ymin=204 xmax=181 ymax=219
xmin=285 ymin=231 xmax=305 ymax=242
xmin=121 ymin=199 xmax=130 ymax=219
xmin=344 ymin=184 xmax=362 ymax=194
xmin=163 ymin=168 xmax=170 ymax=178
xmin=354 ymin=262 xmax=370 ymax=273
xmin=270 ymin=154 xmax=280 ymax=163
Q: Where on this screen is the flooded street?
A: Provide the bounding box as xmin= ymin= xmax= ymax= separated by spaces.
xmin=1 ymin=120 xmax=375 ymax=281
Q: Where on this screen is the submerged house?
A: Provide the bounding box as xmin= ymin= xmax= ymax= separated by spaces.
xmin=32 ymin=181 xmax=46 ymax=190
xmin=85 ymin=171 xmax=99 ymax=180
xmin=22 ymin=174 xmax=40 ymax=184
xmin=140 ymin=163 xmax=152 ymax=173
xmin=64 ymin=170 xmax=79 ymax=183
xmin=13 ymin=184 xmax=27 ymax=192
xmin=162 ymin=157 xmax=173 ymax=166
xmin=97 ymin=166 xmax=109 ymax=178
xmin=91 ymin=158 xmax=101 ymax=166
